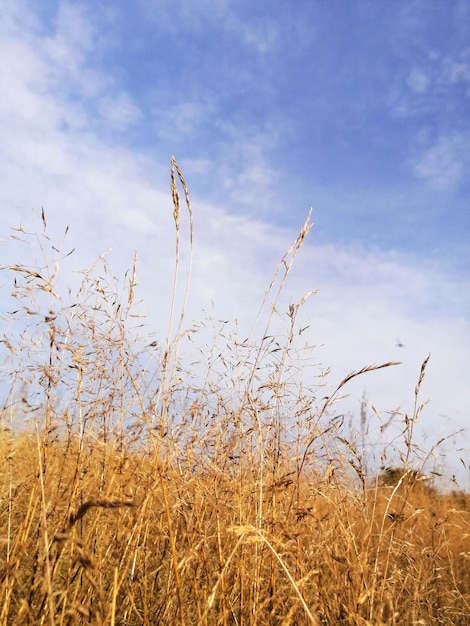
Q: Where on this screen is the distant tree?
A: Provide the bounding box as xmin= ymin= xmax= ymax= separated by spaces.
xmin=378 ymin=466 xmax=437 ymax=496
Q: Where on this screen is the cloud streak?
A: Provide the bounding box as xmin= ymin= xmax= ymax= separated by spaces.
xmin=412 ymin=134 xmax=470 ymax=191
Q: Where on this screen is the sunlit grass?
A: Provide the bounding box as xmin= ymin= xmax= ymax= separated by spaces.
xmin=1 ymin=159 xmax=468 ymax=625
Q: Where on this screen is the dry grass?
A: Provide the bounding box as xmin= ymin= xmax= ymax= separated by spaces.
xmin=1 ymin=159 xmax=469 ymax=625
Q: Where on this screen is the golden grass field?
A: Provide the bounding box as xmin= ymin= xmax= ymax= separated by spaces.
xmin=1 ymin=160 xmax=469 ymax=624
xmin=1 ymin=431 xmax=469 ymax=625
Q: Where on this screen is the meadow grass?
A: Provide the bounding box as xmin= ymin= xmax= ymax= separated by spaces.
xmin=1 ymin=159 xmax=469 ymax=625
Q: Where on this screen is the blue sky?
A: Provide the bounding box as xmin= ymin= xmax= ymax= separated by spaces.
xmin=1 ymin=1 xmax=469 ymax=482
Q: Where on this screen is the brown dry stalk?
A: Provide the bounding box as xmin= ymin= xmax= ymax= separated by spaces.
xmin=67 ymin=499 xmax=136 ymax=528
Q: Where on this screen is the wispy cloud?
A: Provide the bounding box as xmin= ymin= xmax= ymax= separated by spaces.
xmin=407 ymin=68 xmax=430 ymax=94
xmin=411 ymin=134 xmax=470 ymax=191
xmin=438 ymin=46 xmax=470 ymax=86
xmin=151 ymin=99 xmax=217 ymax=140
xmin=97 ymin=92 xmax=142 ymax=130
xmin=389 ymin=45 xmax=470 ymax=120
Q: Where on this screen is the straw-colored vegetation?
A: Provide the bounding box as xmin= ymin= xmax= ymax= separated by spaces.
xmin=1 ymin=158 xmax=469 ymax=625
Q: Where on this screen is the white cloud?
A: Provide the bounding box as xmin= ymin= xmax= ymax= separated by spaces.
xmin=180 ymin=158 xmax=214 ymax=176
xmin=137 ymin=0 xmax=279 ymax=55
xmin=234 ymin=18 xmax=279 ymax=54
xmin=440 ymin=47 xmax=470 ymax=86
xmin=151 ymin=99 xmax=217 ymax=138
xmin=407 ymin=68 xmax=430 ymax=94
xmin=205 ymin=119 xmax=286 ymax=215
xmin=98 ymin=92 xmax=142 ymax=130
xmin=412 ymin=134 xmax=470 ymax=190
xmin=137 ymin=0 xmax=232 ymax=35
xmin=43 ymin=2 xmax=95 ymax=69
xmin=390 ymin=46 xmax=470 ymax=120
